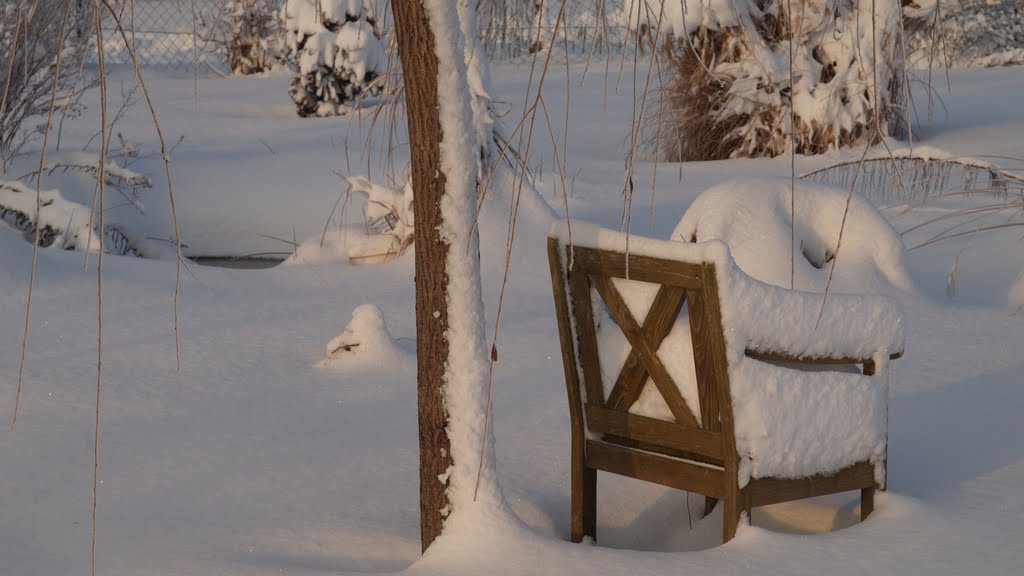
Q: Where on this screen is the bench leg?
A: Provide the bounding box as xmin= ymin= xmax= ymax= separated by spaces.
xmin=571 ymin=466 xmax=596 ymax=542
xmin=861 ymin=487 xmax=875 ymax=521
xmin=722 ymin=487 xmax=751 ymax=543
xmin=722 ymin=491 xmax=740 ymax=543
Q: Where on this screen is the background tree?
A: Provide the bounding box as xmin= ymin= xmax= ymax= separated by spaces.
xmin=393 ymin=0 xmax=500 ymax=552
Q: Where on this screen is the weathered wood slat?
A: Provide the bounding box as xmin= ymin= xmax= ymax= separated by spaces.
xmin=601 ymin=434 xmax=724 ymax=468
xmin=747 ymin=461 xmax=876 ymax=507
xmin=687 ymin=288 xmax=720 ymax=433
xmin=568 ymin=260 xmax=606 ymax=407
xmin=744 ymin=349 xmax=903 ymax=366
xmin=569 ymin=246 xmax=705 ymax=289
xmin=585 ymin=440 xmax=725 ymax=498
xmin=585 ymin=405 xmax=724 ymax=461
xmin=696 ymin=263 xmax=743 ymax=543
xmin=593 ymin=276 xmax=699 ymax=428
xmin=606 ymin=285 xmax=687 ymax=412
xmin=547 ymin=238 xmax=595 ymax=542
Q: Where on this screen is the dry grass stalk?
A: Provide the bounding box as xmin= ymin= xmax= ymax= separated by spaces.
xmin=12 ymin=0 xmax=76 ymax=428
xmin=803 ymin=156 xmax=1024 ymax=204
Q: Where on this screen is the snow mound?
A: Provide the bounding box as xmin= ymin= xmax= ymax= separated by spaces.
xmin=318 ymin=304 xmax=408 ymax=368
xmin=285 ymin=228 xmax=350 ymax=265
xmin=672 ymin=178 xmax=914 ymax=295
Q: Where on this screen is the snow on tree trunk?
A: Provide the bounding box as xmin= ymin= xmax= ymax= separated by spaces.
xmin=632 ymin=0 xmax=936 ymax=161
xmin=456 ymin=0 xmax=496 ymax=172
xmin=423 ymin=0 xmax=502 ymax=513
xmin=283 ymin=0 xmax=386 ymax=117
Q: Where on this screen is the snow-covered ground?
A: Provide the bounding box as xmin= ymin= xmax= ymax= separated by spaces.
xmin=2 ymin=60 xmax=1024 ymax=575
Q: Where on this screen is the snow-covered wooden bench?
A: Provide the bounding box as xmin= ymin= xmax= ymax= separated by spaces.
xmin=547 ymin=222 xmax=904 ymax=543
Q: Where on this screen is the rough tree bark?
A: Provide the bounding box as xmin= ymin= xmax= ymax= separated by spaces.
xmin=391 ymin=1 xmax=453 ymax=553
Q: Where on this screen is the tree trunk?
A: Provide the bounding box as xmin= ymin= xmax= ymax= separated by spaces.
xmin=391 ymin=1 xmax=453 ymax=553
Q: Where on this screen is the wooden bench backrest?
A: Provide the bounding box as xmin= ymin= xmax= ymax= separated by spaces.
xmin=548 ymin=237 xmax=738 ymax=467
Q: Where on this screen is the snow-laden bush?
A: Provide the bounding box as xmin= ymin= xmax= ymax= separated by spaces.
xmin=345 ymin=174 xmax=414 ymax=264
xmin=632 ymin=0 xmax=935 ymax=161
xmin=208 ymin=0 xmax=281 ymax=75
xmin=0 ymin=181 xmax=101 ymax=251
xmin=282 ymin=0 xmax=387 ymax=117
xmin=1 ymin=141 xmax=154 ymax=256
xmin=910 ymin=0 xmax=1024 ymax=68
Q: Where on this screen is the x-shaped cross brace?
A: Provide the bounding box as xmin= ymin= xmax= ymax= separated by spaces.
xmin=592 ymin=277 xmax=699 ymax=427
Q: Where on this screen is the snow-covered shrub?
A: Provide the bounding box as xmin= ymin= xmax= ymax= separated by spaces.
xmin=284 ymin=174 xmax=413 ymax=265
xmin=910 ymin=0 xmax=1024 ymax=68
xmin=632 ymin=0 xmax=935 ymax=161
xmin=0 ymin=178 xmax=145 ymax=256
xmin=346 ymin=174 xmax=414 ymax=264
xmin=1 ymin=139 xmax=154 ymax=255
xmin=1 ymin=180 xmax=103 ymax=251
xmin=0 ymin=0 xmax=93 ymax=169
xmin=282 ymin=0 xmax=387 ymax=117
xmin=208 ymin=0 xmax=281 ymax=75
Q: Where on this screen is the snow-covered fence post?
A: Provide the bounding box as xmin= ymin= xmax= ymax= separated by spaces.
xmin=393 ymin=0 xmax=497 ymax=552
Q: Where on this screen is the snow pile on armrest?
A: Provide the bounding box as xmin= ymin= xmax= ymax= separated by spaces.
xmin=732 ymin=275 xmax=904 ymax=361
xmin=672 ymin=178 xmax=914 ymax=295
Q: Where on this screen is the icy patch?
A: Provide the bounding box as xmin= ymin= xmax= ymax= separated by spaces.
xmin=673 ymin=178 xmax=915 ymax=295
xmin=318 ymin=304 xmax=409 ymax=368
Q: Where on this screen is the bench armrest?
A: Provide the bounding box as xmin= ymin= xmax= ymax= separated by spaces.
xmin=727 ymin=273 xmax=905 ymax=364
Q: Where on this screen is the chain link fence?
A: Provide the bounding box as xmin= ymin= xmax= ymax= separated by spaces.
xmin=93 ymin=1 xmax=635 ymax=71
xmin=97 ymin=0 xmax=225 ymax=71
xmin=90 ymin=1 xmax=1024 ymax=72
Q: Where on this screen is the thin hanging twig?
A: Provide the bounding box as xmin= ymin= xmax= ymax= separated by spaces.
xmin=91 ymin=8 xmax=110 ymax=576
xmin=99 ymin=0 xmax=186 ymax=370
xmin=13 ymin=0 xmax=75 ymax=429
